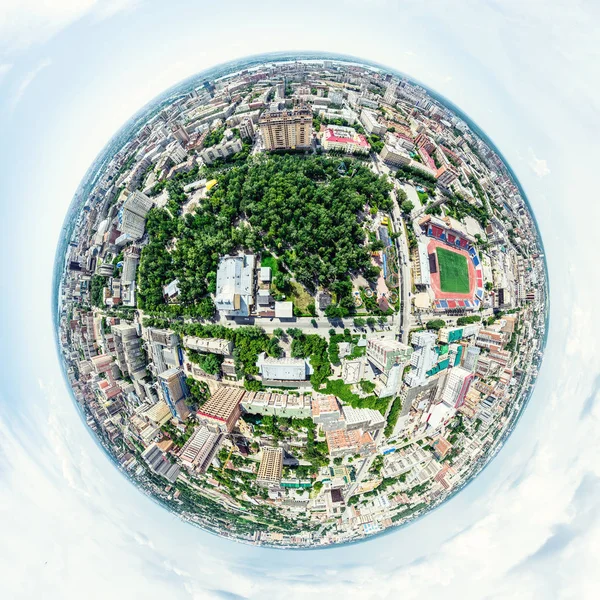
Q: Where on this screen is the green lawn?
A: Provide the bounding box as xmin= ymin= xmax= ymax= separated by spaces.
xmin=417 ymin=190 xmax=429 ymax=204
xmin=260 ymin=254 xmax=281 ymax=278
xmin=436 ymin=247 xmax=470 ymax=294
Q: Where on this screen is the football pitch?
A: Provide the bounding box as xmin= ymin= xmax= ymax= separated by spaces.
xmin=436 ymin=247 xmax=470 ymax=294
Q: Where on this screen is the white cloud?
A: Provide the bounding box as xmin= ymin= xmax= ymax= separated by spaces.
xmin=0 ymin=63 xmax=12 ymax=84
xmin=528 ymin=147 xmax=551 ymax=177
xmin=9 ymin=57 xmax=51 ymax=109
xmin=0 ymin=0 xmax=140 ymax=56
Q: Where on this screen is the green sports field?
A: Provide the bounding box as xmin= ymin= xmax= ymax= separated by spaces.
xmin=436 ymin=247 xmax=470 ymax=294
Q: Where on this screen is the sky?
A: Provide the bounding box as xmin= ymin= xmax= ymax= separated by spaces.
xmin=0 ymin=0 xmax=599 ymax=598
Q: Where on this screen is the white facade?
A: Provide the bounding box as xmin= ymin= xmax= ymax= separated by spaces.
xmin=199 ymin=130 xmax=243 ymax=165
xmin=215 ymin=254 xmax=256 ymax=317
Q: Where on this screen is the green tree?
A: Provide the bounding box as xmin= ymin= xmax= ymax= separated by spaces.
xmin=426 ymin=319 xmax=446 ymax=331
xmin=400 ymin=200 xmax=415 ymax=214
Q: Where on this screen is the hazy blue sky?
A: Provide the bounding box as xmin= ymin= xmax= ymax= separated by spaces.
xmin=1 ymin=1 xmax=599 ymax=598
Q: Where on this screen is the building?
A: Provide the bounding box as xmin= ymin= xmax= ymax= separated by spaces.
xmin=476 ymin=329 xmax=507 ymax=350
xmin=359 ymin=110 xmax=386 ymax=136
xmin=311 ymin=394 xmax=344 ymax=431
xmin=382 ymin=445 xmax=432 ymax=479
xmin=431 ymin=436 xmax=453 ymax=460
xmin=380 ymin=143 xmax=412 ymax=168
xmin=170 ymin=123 xmax=190 ymax=145
xmin=257 ymin=447 xmax=284 ymax=487
xmin=326 ymin=428 xmax=375 ymax=458
xmin=366 ymin=338 xmax=413 ymax=373
xmin=414 ymin=241 xmax=431 ymax=286
xmin=119 ymin=191 xmax=153 ymax=240
xmin=162 ymin=279 xmax=180 ymax=301
xmin=317 ymin=107 xmax=358 ymax=125
xmin=184 ymin=337 xmax=233 ymax=356
xmin=321 ymin=125 xmax=370 ymax=154
xmin=158 ymin=367 xmax=190 ymax=419
xmin=140 ymin=400 xmax=172 ymax=427
xmin=436 ymin=165 xmax=458 ymax=187
xmin=383 ymin=81 xmax=397 ymax=104
xmin=378 ymin=363 xmax=403 ymax=399
xmin=328 ymin=89 xmax=345 ymax=105
xmin=274 ymin=301 xmax=293 ymax=319
xmin=241 ymin=391 xmax=312 ymax=419
xmin=199 ymin=130 xmax=243 ymax=165
xmin=438 ymin=325 xmax=480 ymax=344
xmin=141 ymin=443 xmax=180 ymax=483
xmin=259 ymin=266 xmax=271 ymax=283
xmin=146 ymin=327 xmax=181 ymax=376
xmin=179 ymin=426 xmax=221 ymax=473
xmin=120 ymin=244 xmax=141 ymax=306
xmin=440 ymin=366 xmax=474 ymax=408
xmin=257 ymin=353 xmax=309 ymax=385
xmin=259 ymin=105 xmax=312 ymax=150
xmin=238 ymin=117 xmax=255 ymax=140
xmin=214 ymin=254 xmax=256 ymax=317
xmin=461 ymin=343 xmax=480 ymax=370
xmin=341 ymin=406 xmax=385 ymax=434
xmin=112 ymin=323 xmax=147 ymax=380
xmin=197 ymin=385 xmax=245 ymax=432
xmin=166 ymin=140 xmax=187 ymax=163
xmin=405 ymin=331 xmax=439 ymax=387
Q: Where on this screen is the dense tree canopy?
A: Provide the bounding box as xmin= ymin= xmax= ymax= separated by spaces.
xmin=138 ymin=154 xmax=393 ymax=315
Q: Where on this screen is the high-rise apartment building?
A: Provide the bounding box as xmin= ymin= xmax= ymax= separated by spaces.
xmin=197 ymin=385 xmax=245 ymax=432
xmin=112 ymin=323 xmax=147 ymax=380
xmin=384 ymin=81 xmax=397 ymax=104
xmin=257 ymin=447 xmax=283 ymax=487
xmin=158 ymin=367 xmax=189 ymax=419
xmin=119 ymin=190 xmax=153 ymax=240
xmin=405 ymin=331 xmax=439 ymax=387
xmin=238 ymin=117 xmax=255 ymax=140
xmin=259 ymin=105 xmax=312 ymax=151
xmin=441 ymin=366 xmax=474 ymax=409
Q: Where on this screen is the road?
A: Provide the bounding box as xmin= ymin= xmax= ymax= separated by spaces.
xmin=224 ymin=314 xmax=399 ymax=340
xmin=390 ymin=183 xmax=412 ymax=345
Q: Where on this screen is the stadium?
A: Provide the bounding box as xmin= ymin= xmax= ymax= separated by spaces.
xmin=416 ymin=215 xmax=484 ymax=311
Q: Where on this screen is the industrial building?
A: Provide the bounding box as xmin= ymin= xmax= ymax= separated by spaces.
xmin=256 ymin=353 xmax=310 ymax=385
xmin=214 ymin=254 xmax=256 ymax=317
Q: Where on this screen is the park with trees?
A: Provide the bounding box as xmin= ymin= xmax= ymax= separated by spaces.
xmin=137 ymin=154 xmax=394 ymax=318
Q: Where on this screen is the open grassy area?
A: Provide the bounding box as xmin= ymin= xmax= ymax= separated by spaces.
xmin=417 ymin=190 xmax=429 ymax=204
xmin=289 ymin=280 xmax=313 ymax=314
xmin=436 ymin=247 xmax=470 ymax=294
